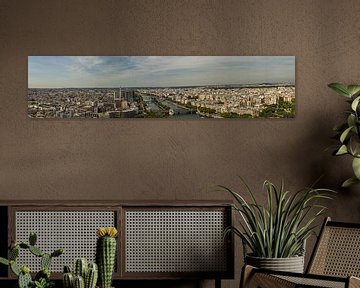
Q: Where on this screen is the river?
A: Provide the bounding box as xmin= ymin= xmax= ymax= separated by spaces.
xmin=142 ymin=95 xmax=201 ymax=119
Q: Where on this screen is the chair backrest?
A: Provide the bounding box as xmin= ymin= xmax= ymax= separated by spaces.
xmin=307 ymin=217 xmax=360 ymax=277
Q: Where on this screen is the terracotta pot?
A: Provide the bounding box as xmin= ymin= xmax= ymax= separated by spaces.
xmin=245 ymin=254 xmax=304 ymax=273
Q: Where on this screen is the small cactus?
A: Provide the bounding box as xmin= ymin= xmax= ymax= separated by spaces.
xmin=21 ymin=265 xmax=30 ymax=274
xmin=35 ymin=268 xmax=50 ymax=281
xmin=10 ymin=260 xmax=20 ymax=276
xmin=96 ymin=227 xmax=118 ymax=288
xmin=63 ymin=265 xmax=72 ymax=273
xmin=29 ymin=232 xmax=37 ymax=246
xmin=51 ymin=248 xmax=64 ymax=257
xmin=41 ymin=253 xmax=52 ymax=270
xmin=29 ymin=245 xmax=44 ymax=257
xmin=74 ymin=258 xmax=88 ymax=279
xmin=63 ymin=259 xmax=98 ymax=288
xmin=85 ymin=263 xmax=98 ymax=288
xmin=9 ymin=247 xmax=19 ymax=260
xmin=19 ymin=243 xmax=29 ymax=249
xmin=74 ymin=275 xmax=85 ymax=288
xmin=0 ymin=232 xmax=63 ymax=288
xmin=63 ymin=272 xmax=74 ymax=288
xmin=18 ymin=269 xmax=32 ymax=288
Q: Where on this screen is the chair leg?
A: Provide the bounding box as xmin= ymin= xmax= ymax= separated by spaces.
xmin=240 ymin=265 xmax=255 ymax=288
xmin=240 ymin=265 xmax=296 ymax=288
xmin=215 ymin=278 xmax=221 ymax=288
xmin=349 ymin=276 xmax=360 ymax=288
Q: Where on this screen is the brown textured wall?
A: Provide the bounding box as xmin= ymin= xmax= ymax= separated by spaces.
xmin=1 ymin=0 xmax=360 ymax=287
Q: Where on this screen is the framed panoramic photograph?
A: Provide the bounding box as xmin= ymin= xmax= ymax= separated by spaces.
xmin=28 ymin=56 xmax=295 ymax=119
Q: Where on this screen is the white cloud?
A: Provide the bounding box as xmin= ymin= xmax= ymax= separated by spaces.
xmin=68 ymin=56 xmax=105 ymax=72
xmin=29 ymin=56 xmax=295 ymax=88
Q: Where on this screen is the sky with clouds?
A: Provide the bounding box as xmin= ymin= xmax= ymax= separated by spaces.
xmin=28 ymin=56 xmax=295 ymax=88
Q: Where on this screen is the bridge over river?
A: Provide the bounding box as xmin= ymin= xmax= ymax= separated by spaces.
xmin=141 ymin=94 xmax=200 ymax=119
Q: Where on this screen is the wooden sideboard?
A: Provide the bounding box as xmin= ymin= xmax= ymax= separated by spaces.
xmin=0 ymin=201 xmax=234 ymax=288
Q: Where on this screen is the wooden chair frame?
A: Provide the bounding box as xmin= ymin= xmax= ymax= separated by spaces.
xmin=241 ymin=217 xmax=360 ymax=288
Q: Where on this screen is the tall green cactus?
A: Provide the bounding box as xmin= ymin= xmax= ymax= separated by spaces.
xmin=96 ymin=227 xmax=118 ymax=288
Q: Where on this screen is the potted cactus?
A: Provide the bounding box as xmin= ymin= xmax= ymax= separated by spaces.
xmin=62 ymin=258 xmax=98 ymax=288
xmin=0 ymin=232 xmax=64 ymax=288
xmin=96 ymin=227 xmax=118 ymax=288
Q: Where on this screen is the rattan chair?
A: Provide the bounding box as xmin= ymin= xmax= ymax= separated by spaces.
xmin=241 ymin=217 xmax=360 ymax=288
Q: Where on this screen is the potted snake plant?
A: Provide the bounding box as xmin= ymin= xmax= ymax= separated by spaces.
xmin=220 ymin=179 xmax=334 ymax=273
xmin=328 ymin=83 xmax=360 ymax=187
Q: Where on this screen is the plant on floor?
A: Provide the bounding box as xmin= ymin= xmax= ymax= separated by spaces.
xmin=328 ymin=83 xmax=360 ymax=187
xmin=220 ymin=179 xmax=335 ymax=259
xmin=62 ymin=258 xmax=98 ymax=288
xmin=0 ymin=232 xmax=63 ymax=288
xmin=96 ymin=227 xmax=118 ymax=288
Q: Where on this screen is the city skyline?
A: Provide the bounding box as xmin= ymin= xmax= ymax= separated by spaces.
xmin=28 ymin=56 xmax=295 ymax=88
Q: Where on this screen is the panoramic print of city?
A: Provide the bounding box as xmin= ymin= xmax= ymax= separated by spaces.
xmin=28 ymin=56 xmax=295 ymax=119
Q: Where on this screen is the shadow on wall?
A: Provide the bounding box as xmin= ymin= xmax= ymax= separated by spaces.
xmin=304 ymin=117 xmax=344 ymax=189
xmin=303 ymin=112 xmax=360 ymax=220
xmin=261 ymin=111 xmax=360 ymax=267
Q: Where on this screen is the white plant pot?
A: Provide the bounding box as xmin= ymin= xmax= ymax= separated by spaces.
xmin=245 ymin=254 xmax=305 ymax=273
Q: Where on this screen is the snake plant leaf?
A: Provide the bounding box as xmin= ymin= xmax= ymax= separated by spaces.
xmin=328 ymin=83 xmax=351 ymax=97
xmin=340 ymin=126 xmax=353 ymax=143
xmin=342 ymin=177 xmax=360 ymax=188
xmin=347 ymin=85 xmax=360 ymax=97
xmin=336 ymin=144 xmax=348 ymax=155
xmin=220 ymin=180 xmax=335 ymax=258
xmin=352 ymin=157 xmax=360 ymax=179
xmin=351 ymin=96 xmax=360 ymax=111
